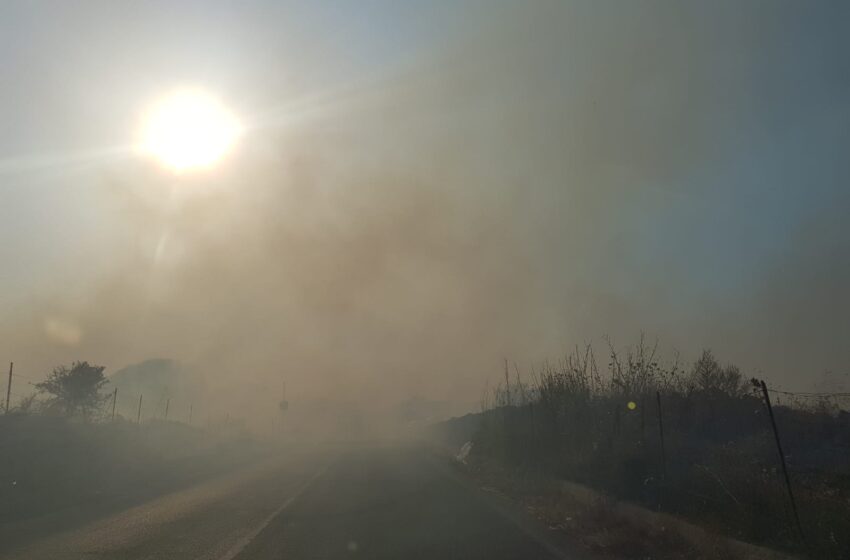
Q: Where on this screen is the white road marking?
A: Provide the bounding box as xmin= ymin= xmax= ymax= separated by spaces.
xmin=218 ymin=463 xmax=331 ymax=560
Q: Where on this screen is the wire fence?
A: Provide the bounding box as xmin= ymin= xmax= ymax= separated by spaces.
xmin=2 ymin=365 xmax=216 ymax=429
xmin=475 ymin=376 xmax=850 ymax=558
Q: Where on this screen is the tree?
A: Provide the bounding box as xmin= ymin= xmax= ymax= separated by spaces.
xmin=690 ymin=350 xmax=747 ymax=396
xmin=36 ymin=361 xmax=108 ymax=420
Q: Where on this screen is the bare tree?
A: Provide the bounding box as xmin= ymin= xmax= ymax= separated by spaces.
xmin=690 ymin=350 xmax=747 ymax=396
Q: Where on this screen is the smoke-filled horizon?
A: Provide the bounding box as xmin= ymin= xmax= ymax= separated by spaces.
xmin=1 ymin=1 xmax=848 ymax=422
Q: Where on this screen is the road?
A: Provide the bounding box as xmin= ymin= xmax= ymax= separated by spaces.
xmin=4 ymin=444 xmax=579 ymax=560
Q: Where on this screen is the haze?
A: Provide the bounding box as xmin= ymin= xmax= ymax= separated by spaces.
xmin=1 ymin=0 xmax=848 ymax=427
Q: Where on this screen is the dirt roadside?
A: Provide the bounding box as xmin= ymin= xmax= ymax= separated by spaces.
xmin=433 ymin=444 xmax=800 ymax=560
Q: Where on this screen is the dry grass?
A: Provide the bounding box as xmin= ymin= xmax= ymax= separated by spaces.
xmin=464 ymin=338 xmax=850 ymax=558
xmin=461 ymin=455 xmax=795 ymax=560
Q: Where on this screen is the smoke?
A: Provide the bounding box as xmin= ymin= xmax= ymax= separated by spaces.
xmin=1 ymin=1 xmax=848 ymax=427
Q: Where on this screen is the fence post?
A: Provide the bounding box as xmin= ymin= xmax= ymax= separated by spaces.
xmin=614 ymin=404 xmax=621 ymax=436
xmin=164 ymin=398 xmax=170 ymax=421
xmin=656 ymin=391 xmax=666 ymax=481
xmin=759 ymin=379 xmax=806 ymax=547
xmin=528 ymin=399 xmax=538 ymax=449
xmin=5 ymin=362 xmax=12 ymax=414
xmin=137 ymin=394 xmax=143 ymax=424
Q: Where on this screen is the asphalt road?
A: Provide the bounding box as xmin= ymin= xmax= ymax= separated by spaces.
xmin=5 ymin=444 xmax=577 ymax=560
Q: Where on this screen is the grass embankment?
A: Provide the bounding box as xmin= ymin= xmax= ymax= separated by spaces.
xmin=437 ymin=342 xmax=850 ymax=559
xmin=0 ymin=413 xmax=262 ymax=550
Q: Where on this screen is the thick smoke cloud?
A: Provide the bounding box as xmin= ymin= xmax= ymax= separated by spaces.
xmin=1 ymin=1 xmax=848 ymax=427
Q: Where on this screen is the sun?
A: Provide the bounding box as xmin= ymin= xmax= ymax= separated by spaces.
xmin=139 ymin=89 xmax=242 ymax=172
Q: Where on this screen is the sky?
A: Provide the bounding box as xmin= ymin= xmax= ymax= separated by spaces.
xmin=0 ymin=0 xmax=848 ymax=420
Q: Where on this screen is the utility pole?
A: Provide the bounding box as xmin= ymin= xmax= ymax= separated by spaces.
xmin=759 ymin=380 xmax=806 ymax=547
xmin=164 ymin=398 xmax=170 ymax=421
xmin=111 ymin=387 xmax=118 ymax=421
xmin=137 ymin=394 xmax=143 ymax=424
xmin=5 ymin=362 xmax=12 ymax=415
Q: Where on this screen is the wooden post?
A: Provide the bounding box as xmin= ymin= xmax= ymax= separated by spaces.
xmin=502 ymin=360 xmax=511 ymax=461
xmin=111 ymin=387 xmax=118 ymax=421
xmin=759 ymin=380 xmax=806 ymax=546
xmin=164 ymin=398 xmax=170 ymax=421
xmin=614 ymin=404 xmax=621 ymax=436
xmin=528 ymin=399 xmax=538 ymax=448
xmin=504 ymin=359 xmax=511 ymax=406
xmin=137 ymin=394 xmax=143 ymax=424
xmin=656 ymin=391 xmax=666 ymax=480
xmin=5 ymin=362 xmax=12 ymax=414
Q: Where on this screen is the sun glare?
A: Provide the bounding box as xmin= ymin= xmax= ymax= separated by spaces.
xmin=139 ymin=89 xmax=241 ymax=172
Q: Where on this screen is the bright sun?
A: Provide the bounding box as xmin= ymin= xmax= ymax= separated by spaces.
xmin=139 ymin=89 xmax=242 ymax=172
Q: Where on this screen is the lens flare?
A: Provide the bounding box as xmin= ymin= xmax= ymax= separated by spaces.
xmin=139 ymin=89 xmax=241 ymax=172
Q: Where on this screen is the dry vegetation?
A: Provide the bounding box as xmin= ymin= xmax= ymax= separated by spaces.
xmin=0 ymin=411 xmax=259 ymax=554
xmin=465 ymin=338 xmax=850 ymax=558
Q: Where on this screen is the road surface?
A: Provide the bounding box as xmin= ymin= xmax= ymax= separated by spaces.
xmin=3 ymin=444 xmax=579 ymax=560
